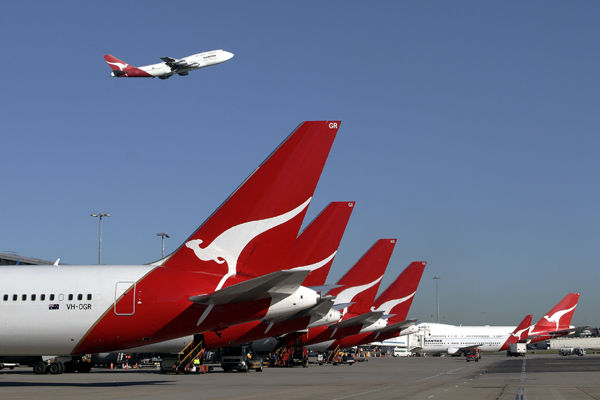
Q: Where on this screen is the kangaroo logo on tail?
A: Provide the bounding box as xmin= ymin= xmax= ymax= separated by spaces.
xmin=542 ymin=304 xmax=577 ymax=331
xmin=186 ymin=198 xmax=311 ymax=290
xmin=106 ymin=61 xmax=129 ymax=71
xmin=372 ymin=291 xmax=417 ymax=315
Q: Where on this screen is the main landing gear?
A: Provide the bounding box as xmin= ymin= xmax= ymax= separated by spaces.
xmin=32 ymin=357 xmax=92 ymax=375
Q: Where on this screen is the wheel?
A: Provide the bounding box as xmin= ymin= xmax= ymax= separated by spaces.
xmin=49 ymin=362 xmax=64 ymax=375
xmin=33 ymin=362 xmax=47 ymax=375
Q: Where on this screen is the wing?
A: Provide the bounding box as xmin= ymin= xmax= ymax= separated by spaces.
xmin=328 ymin=311 xmax=385 ymax=329
xmin=160 ymin=56 xmax=199 ymax=71
xmin=189 ymin=269 xmax=310 ymax=305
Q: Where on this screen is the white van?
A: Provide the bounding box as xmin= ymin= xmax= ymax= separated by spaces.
xmin=393 ymin=348 xmax=412 ymax=357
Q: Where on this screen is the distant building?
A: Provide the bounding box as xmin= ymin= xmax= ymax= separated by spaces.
xmin=0 ymin=252 xmax=55 ymax=266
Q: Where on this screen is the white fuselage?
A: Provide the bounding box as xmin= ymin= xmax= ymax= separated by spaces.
xmin=0 ymin=265 xmax=152 ymax=356
xmin=0 ymin=264 xmax=318 ymax=356
xmin=407 ymin=323 xmax=516 ymax=354
xmin=139 ymin=50 xmax=234 ymax=78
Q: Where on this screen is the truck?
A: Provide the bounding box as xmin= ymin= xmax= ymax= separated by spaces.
xmin=220 ymin=345 xmax=263 ymax=372
xmin=465 ymin=348 xmax=482 ymax=362
xmin=507 ymin=343 xmax=526 ymax=357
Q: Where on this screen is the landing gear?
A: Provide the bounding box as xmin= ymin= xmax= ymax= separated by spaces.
xmin=49 ymin=361 xmax=65 ymax=374
xmin=33 ymin=362 xmax=47 ymax=375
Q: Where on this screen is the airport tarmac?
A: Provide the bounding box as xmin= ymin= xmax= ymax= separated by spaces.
xmin=1 ymin=354 xmax=600 ymax=400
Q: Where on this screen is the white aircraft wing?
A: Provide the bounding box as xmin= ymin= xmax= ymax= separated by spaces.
xmin=160 ymin=56 xmax=198 ymax=71
xmin=189 ymin=269 xmax=310 ymax=305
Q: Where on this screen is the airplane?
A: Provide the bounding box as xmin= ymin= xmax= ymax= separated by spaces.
xmin=0 ymin=121 xmax=341 ymax=374
xmin=265 ymin=239 xmax=395 ymax=353
xmin=525 ymin=293 xmax=586 ymax=343
xmin=103 ymin=49 xmax=233 ymax=79
xmin=252 ymin=239 xmax=396 ymax=353
xmin=120 ymin=200 xmax=355 ymax=354
xmin=403 ymin=293 xmax=581 ymax=355
xmin=308 ymin=260 xmax=427 ymax=352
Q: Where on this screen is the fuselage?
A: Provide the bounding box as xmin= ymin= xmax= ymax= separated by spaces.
xmin=0 ymin=264 xmax=317 ymax=356
xmin=114 ymin=50 xmax=234 ymax=78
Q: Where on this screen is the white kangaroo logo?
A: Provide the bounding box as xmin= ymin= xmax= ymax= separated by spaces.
xmin=290 ymin=251 xmax=337 ymax=273
xmin=542 ymin=304 xmax=577 ymax=331
xmin=334 ymin=276 xmax=383 ymax=315
xmin=186 ymin=198 xmax=311 ymax=291
xmin=372 ymin=291 xmax=416 ymax=315
xmin=107 ymin=61 xmax=129 ymax=71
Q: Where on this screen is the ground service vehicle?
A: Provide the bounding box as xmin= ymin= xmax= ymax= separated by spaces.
xmin=465 ymin=348 xmax=482 ymax=362
xmin=507 ymin=343 xmax=526 ymax=357
xmin=221 ymin=345 xmax=263 ymax=372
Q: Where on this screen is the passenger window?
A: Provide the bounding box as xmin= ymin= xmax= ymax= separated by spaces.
xmin=68 ymin=294 xmax=73 ymax=301
xmin=41 ymin=294 xmax=46 ymax=301
xmin=50 ymin=294 xmax=55 ymax=301
xmin=87 ymin=294 xmax=92 ymax=301
xmin=3 ymin=294 xmax=7 ymax=301
xmin=13 ymin=294 xmax=17 ymax=301
xmin=31 ymin=294 xmax=36 ymax=301
xmin=77 ymin=294 xmax=82 ymax=301
xmin=22 ymin=294 xmax=27 ymax=301
xmin=58 ymin=294 xmax=64 ymax=301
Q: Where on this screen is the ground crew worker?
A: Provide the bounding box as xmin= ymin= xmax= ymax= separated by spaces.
xmin=193 ymin=357 xmax=200 ymax=374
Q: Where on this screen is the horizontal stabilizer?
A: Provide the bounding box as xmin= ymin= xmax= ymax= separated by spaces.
xmin=307 ymin=284 xmax=343 ymax=293
xmin=328 ymin=311 xmax=384 ymax=329
xmin=548 ymin=325 xmax=590 ymax=335
xmin=331 ymin=302 xmax=354 ymax=311
xmin=112 ymin=69 xmax=128 ymax=76
xmin=377 ymin=319 xmax=418 ymax=333
xmin=189 ymin=269 xmax=310 ymax=305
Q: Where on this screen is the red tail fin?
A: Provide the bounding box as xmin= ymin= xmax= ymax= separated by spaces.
xmin=161 ymin=121 xmax=341 ymax=290
xmin=500 ymin=315 xmax=533 ymax=350
xmin=288 ymin=202 xmax=355 ymax=287
xmin=103 ymin=54 xmax=151 ymax=77
xmin=530 ymin=293 xmax=580 ymax=335
xmin=328 ymin=239 xmax=396 ymax=316
xmin=372 ymin=261 xmax=426 ymax=323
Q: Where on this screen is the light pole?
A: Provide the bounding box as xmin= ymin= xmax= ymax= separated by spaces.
xmin=157 ymin=232 xmax=170 ymax=258
xmin=91 ymin=213 xmax=110 ymax=265
xmin=433 ymin=276 xmax=441 ymax=323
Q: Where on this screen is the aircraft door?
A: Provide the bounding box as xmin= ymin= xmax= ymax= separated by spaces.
xmin=114 ymin=281 xmax=136 ymax=315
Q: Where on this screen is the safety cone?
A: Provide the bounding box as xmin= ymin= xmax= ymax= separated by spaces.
xmin=110 ymin=363 xmax=114 ymax=369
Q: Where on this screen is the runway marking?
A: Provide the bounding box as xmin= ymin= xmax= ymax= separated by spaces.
xmin=515 ymin=358 xmax=527 ymax=400
xmin=414 ymin=366 xmax=467 ymax=382
xmin=329 ymin=386 xmax=390 ymax=400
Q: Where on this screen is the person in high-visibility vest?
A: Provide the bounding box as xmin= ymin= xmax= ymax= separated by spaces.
xmin=193 ymin=358 xmax=200 ymax=374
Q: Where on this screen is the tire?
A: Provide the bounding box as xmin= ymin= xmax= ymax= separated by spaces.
xmin=49 ymin=362 xmax=63 ymax=375
xmin=33 ymin=362 xmax=47 ymax=375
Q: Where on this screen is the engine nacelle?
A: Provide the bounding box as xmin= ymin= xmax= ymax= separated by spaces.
xmin=263 ymin=286 xmax=319 ymax=320
xmin=307 ymin=309 xmax=342 ymax=329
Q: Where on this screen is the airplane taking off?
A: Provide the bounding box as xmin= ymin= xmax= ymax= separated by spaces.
xmin=103 ymin=49 xmax=233 ymax=79
xmin=0 ymin=121 xmax=341 ymax=374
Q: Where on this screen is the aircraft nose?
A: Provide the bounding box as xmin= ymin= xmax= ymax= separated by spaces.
xmin=224 ymin=51 xmax=234 ymax=60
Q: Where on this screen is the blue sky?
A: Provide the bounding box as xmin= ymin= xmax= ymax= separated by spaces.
xmin=1 ymin=1 xmax=599 ymax=326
